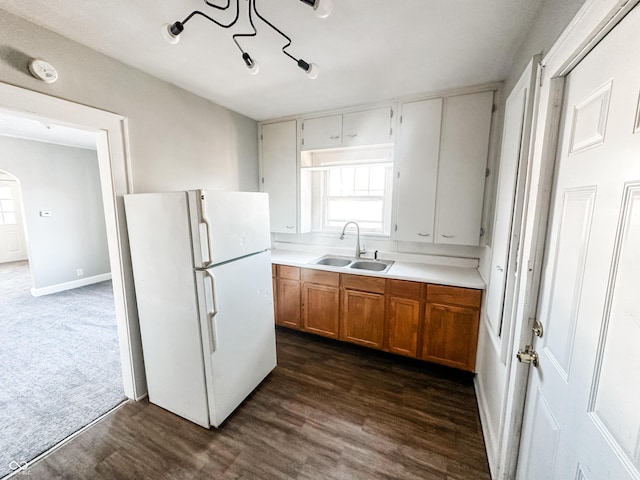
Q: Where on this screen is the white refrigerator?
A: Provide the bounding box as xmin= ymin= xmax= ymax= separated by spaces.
xmin=124 ymin=190 xmax=277 ymax=428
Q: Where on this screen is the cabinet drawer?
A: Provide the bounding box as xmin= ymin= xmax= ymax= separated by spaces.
xmin=389 ymin=279 xmax=423 ymax=299
xmin=427 ymin=284 xmax=482 ymax=308
xmin=278 ymin=265 xmax=300 ymax=281
xmin=301 ymin=268 xmax=340 ymax=287
xmin=342 ymin=274 xmax=385 ymax=294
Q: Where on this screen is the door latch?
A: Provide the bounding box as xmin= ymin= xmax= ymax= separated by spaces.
xmin=517 ymin=345 xmax=539 ymax=367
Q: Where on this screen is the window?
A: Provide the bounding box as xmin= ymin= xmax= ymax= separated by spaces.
xmin=0 ymin=186 xmax=17 ymax=225
xmin=301 ymin=147 xmax=393 ymax=234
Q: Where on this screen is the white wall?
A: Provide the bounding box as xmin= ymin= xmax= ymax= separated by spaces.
xmin=474 ymin=0 xmax=586 ymax=477
xmin=0 ymin=9 xmax=259 ymax=194
xmin=0 ymin=136 xmax=110 ymax=290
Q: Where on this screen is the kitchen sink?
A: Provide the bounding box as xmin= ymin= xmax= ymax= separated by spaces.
xmin=313 ymin=256 xmax=352 ymax=267
xmin=349 ymin=260 xmax=391 ymax=272
xmin=310 ymin=255 xmax=394 ymax=273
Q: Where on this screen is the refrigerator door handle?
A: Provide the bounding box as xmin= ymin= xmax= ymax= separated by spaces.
xmin=199 ymin=191 xmax=214 ymax=268
xmin=204 ymin=270 xmax=218 ymax=353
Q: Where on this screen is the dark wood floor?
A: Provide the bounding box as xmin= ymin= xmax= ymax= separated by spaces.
xmin=26 ymin=328 xmax=490 ymax=480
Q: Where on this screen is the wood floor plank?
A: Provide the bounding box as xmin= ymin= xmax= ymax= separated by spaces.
xmin=25 ymin=328 xmax=490 ymax=479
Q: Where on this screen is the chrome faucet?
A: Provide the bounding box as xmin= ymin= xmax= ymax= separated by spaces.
xmin=340 ymin=221 xmax=365 ymax=259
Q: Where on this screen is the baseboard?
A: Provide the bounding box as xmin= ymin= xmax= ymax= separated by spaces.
xmin=475 ymin=375 xmax=499 ymax=479
xmin=30 ymin=273 xmax=112 ymax=297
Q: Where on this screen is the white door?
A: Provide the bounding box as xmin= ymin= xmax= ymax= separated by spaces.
xmin=485 ymin=68 xmax=531 ymax=337
xmin=517 ymin=7 xmax=640 ymax=479
xmin=261 ymin=120 xmax=298 ymax=233
xmin=197 ymin=250 xmax=277 ymax=427
xmin=195 ymin=190 xmax=271 ymax=266
xmin=435 ymin=91 xmax=493 ymax=246
xmin=395 ymin=98 xmax=442 ymax=243
xmin=0 ymin=178 xmax=28 ymax=263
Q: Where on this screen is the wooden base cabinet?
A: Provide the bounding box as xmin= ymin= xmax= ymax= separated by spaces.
xmin=272 ymin=264 xmax=482 ymax=372
xmin=387 ymin=280 xmax=424 ymax=357
xmin=341 ymin=275 xmax=386 ymax=349
xmin=301 ymin=269 xmax=340 ymax=338
xmin=422 ymin=285 xmax=482 ymax=371
xmin=275 ymin=266 xmax=301 ymax=329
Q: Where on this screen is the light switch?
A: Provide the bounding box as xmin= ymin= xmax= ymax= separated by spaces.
xmin=40 ymin=211 xmax=52 ymax=217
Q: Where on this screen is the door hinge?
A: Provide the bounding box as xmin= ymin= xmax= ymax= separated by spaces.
xmin=390 ymin=108 xmax=394 ymax=118
xmin=397 ymin=171 xmax=400 ymax=179
xmin=260 ymin=134 xmax=263 ymax=141
xmin=486 ymin=168 xmax=490 ymax=177
xmin=480 ymin=227 xmax=484 ymax=237
xmin=390 ymin=127 xmax=393 ymax=136
xmin=261 ymin=177 xmax=264 ymax=184
xmin=301 ymin=122 xmax=304 ymax=130
xmin=400 ymin=115 xmax=403 ymax=124
xmin=492 ymin=104 xmax=497 ymax=113
xmin=539 ymin=64 xmax=545 ymax=87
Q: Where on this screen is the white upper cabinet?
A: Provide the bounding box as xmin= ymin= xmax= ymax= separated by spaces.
xmin=395 ymin=98 xmax=443 ymax=243
xmin=435 ymin=91 xmax=494 ymax=246
xmin=301 ymin=115 xmax=342 ymax=149
xmin=342 ymin=107 xmax=393 ymax=146
xmin=301 ymin=107 xmax=393 ymax=150
xmin=260 ymin=120 xmax=298 ymax=233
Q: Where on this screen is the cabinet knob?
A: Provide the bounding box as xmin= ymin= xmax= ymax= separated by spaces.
xmin=286 ymin=225 xmax=295 ymax=229
xmin=329 ymin=135 xmax=340 ymax=140
xmin=441 ymin=234 xmax=454 ymax=239
xmin=347 ymin=133 xmax=357 ymax=137
xmin=417 ymin=233 xmax=431 ymax=237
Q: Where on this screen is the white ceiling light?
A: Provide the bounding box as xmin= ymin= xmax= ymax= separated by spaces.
xmin=162 ymin=0 xmax=327 ymax=78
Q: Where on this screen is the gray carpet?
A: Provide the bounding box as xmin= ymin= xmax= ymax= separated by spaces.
xmin=0 ymin=261 xmax=126 ymax=479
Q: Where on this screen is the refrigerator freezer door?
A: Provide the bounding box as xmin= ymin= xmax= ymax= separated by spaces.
xmin=196 ymin=250 xmax=277 ymax=427
xmin=124 ymin=192 xmax=210 ymax=428
xmin=189 ymin=191 xmax=272 ymax=267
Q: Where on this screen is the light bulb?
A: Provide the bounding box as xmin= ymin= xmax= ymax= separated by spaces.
xmin=313 ymin=0 xmax=332 ymax=18
xmin=161 ymin=22 xmax=182 ymax=45
xmin=242 ymin=52 xmax=260 ymax=75
xmin=305 ymin=63 xmax=320 ymax=79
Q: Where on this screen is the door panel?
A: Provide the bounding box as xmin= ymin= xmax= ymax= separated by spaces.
xmin=204 ymin=251 xmax=277 ymax=427
xmin=517 ymin=6 xmax=640 ymax=479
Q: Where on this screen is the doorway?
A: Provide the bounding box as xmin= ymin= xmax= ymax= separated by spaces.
xmin=0 ymin=123 xmax=126 ymax=477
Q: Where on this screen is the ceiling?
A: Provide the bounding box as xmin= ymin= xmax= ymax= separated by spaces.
xmin=0 ymin=110 xmax=97 ymax=150
xmin=0 ymin=0 xmax=545 ymax=121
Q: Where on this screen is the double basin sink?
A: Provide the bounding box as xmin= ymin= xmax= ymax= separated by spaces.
xmin=310 ymin=254 xmax=395 ymax=273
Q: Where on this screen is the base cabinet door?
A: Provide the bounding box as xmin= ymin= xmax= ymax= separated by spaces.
xmin=388 ymin=296 xmax=421 ymax=357
xmin=422 ymin=303 xmax=480 ymax=371
xmin=341 ymin=289 xmax=385 ymax=349
xmin=302 ymin=283 xmax=340 ymax=338
xmin=276 ymin=278 xmax=301 ymax=328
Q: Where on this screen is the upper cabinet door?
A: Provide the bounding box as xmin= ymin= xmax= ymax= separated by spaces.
xmin=395 ymin=98 xmax=443 ymax=242
xmin=435 ymin=91 xmax=494 ymax=246
xmin=343 ymin=107 xmax=393 ymax=146
xmin=301 ymin=115 xmax=342 ymax=149
xmin=261 ymin=120 xmax=298 ymax=233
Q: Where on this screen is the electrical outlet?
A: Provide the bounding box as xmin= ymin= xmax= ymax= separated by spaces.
xmin=77 ymin=268 xmax=83 ymax=276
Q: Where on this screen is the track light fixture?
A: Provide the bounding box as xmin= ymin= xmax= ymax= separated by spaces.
xmin=161 ymin=0 xmax=331 ymax=78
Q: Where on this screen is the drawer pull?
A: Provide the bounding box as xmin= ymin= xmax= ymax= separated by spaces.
xmin=418 ymin=233 xmax=431 ymax=237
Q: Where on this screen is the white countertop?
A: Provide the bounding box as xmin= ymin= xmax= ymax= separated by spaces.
xmin=270 ymin=249 xmax=485 ymax=290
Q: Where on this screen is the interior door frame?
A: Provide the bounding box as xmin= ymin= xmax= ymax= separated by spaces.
xmin=497 ymin=0 xmax=640 ymax=478
xmin=0 ymin=81 xmax=146 ymax=401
